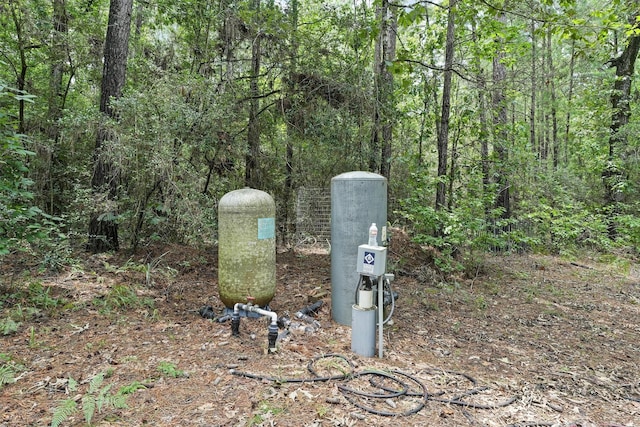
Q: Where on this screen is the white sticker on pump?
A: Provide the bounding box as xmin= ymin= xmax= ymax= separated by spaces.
xmin=363 ymin=251 xmax=375 ymax=274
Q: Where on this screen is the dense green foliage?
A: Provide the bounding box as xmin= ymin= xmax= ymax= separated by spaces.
xmin=0 ymin=84 xmax=61 ymax=256
xmin=1 ymin=0 xmax=639 ymax=260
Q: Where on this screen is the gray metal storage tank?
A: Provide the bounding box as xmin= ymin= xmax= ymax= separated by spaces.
xmin=218 ymin=188 xmax=276 ymax=308
xmin=331 ymin=172 xmax=387 ymax=325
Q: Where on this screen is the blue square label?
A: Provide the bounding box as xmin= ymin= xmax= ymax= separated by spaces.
xmin=257 ymin=217 xmax=275 ymax=240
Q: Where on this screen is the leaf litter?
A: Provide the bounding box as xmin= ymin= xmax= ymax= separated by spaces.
xmin=0 ymin=237 xmax=639 ymax=426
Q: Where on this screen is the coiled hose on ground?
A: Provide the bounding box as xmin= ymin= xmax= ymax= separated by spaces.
xmin=231 ymin=354 xmax=518 ymax=419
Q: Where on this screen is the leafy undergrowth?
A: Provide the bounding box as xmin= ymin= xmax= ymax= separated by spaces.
xmin=1 ymin=239 xmax=639 ymax=426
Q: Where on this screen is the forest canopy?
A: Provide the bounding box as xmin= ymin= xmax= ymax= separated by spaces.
xmin=1 ymin=0 xmax=640 ymax=265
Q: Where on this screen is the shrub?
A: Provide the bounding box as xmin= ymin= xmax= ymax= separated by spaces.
xmin=0 ymin=82 xmax=63 ymax=257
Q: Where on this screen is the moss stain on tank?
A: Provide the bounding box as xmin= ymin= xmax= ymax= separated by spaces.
xmin=218 ymin=188 xmax=276 ymax=308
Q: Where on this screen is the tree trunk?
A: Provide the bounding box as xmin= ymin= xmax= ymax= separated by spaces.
xmin=447 ymin=126 xmax=459 ymax=211
xmin=539 ymin=28 xmax=547 ymax=163
xmin=370 ymin=5 xmax=382 ymax=173
xmin=9 ymin=5 xmax=29 ymax=134
xmin=44 ymin=0 xmax=69 ymax=215
xmin=492 ymin=11 xmax=510 ymax=224
xmin=371 ymin=0 xmax=396 ymax=180
xmin=603 ymin=13 xmax=640 ymax=236
xmin=471 ymin=20 xmax=490 ymax=211
xmin=417 ymin=77 xmax=430 ymax=165
xmin=283 ymin=0 xmax=299 ymax=245
xmin=48 ymin=0 xmax=67 ymax=142
xmin=245 ymin=0 xmax=261 ymax=188
xmin=379 ymin=3 xmax=396 ymax=180
xmin=435 ymin=0 xmax=456 ymax=210
xmin=88 ymin=0 xmax=133 ymax=253
xmin=546 ymin=28 xmax=559 ymax=170
xmin=417 ymin=8 xmax=437 ymax=166
xmin=220 ymin=2 xmax=237 ymax=85
xmin=563 ymin=39 xmax=576 ymax=166
xmin=529 ymin=18 xmax=536 ymax=156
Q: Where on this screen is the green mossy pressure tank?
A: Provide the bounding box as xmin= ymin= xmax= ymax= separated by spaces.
xmin=218 ymin=188 xmax=276 ymax=308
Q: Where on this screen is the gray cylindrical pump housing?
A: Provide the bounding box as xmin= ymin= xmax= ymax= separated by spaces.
xmin=218 ymin=188 xmax=276 ymax=308
xmin=351 ymin=304 xmax=376 ymax=357
xmin=331 ymin=171 xmax=387 ymax=325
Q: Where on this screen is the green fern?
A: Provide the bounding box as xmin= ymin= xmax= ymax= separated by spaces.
xmin=82 ymin=393 xmax=97 ymax=425
xmin=95 ymin=383 xmax=113 ymax=412
xmin=118 ymin=381 xmax=147 ymax=395
xmin=108 ymin=392 xmax=128 ymax=410
xmin=1 ymin=317 xmax=20 ymax=335
xmin=87 ymin=371 xmax=105 ymax=394
xmin=0 ymin=364 xmax=16 ymax=389
xmin=49 ymin=372 xmax=130 ymax=426
xmin=51 ymin=398 xmax=77 ymax=427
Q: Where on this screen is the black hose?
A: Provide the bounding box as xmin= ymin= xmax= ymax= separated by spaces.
xmin=337 ymin=370 xmax=410 ymax=399
xmin=232 ymin=354 xmax=355 ymax=383
xmin=368 ymin=370 xmax=436 ymax=398
xmin=199 ymin=305 xmax=216 ymax=319
xmin=419 ymin=367 xmax=478 ymax=386
xmin=353 ymin=275 xmax=396 ymax=325
xmin=230 ymin=354 xmax=521 ymax=418
xmin=430 ymin=395 xmax=518 ymax=409
xmin=216 ymin=314 xmax=232 ymax=323
xmin=378 ymin=276 xmax=395 ymax=325
xmin=337 ymin=370 xmax=428 ymax=417
xmin=305 ymin=353 xmax=355 ymax=380
xmin=505 ymin=423 xmax=555 ymax=427
xmin=298 ymin=300 xmax=324 ymax=316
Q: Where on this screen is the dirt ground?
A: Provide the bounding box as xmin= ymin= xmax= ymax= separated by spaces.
xmin=1 ymin=231 xmax=639 ymax=427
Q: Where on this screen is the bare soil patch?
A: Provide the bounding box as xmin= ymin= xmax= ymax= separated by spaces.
xmin=1 ymin=235 xmax=639 ymax=426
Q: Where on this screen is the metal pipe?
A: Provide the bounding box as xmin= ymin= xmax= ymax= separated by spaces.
xmin=231 ymin=308 xmax=240 ymax=336
xmin=297 ymin=300 xmax=324 ymax=316
xmin=232 ymin=302 xmax=279 ymax=353
xmin=378 ymin=275 xmax=384 ymax=358
xmin=235 ymin=303 xmax=278 ymax=325
xmin=294 ymin=311 xmax=321 ymax=329
xmin=267 ymin=323 xmax=278 ymax=353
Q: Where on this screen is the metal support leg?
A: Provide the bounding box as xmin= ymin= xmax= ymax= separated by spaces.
xmin=378 ymin=275 xmax=384 ymax=358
